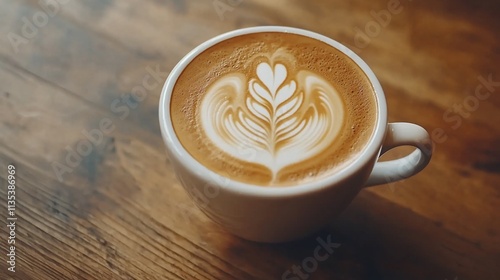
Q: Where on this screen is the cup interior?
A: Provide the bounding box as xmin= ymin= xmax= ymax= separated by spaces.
xmin=158 ymin=26 xmax=388 ymax=197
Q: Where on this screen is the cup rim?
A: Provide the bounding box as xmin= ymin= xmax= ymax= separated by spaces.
xmin=159 ymin=26 xmax=387 ymax=197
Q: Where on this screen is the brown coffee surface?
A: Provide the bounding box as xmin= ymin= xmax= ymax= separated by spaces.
xmin=170 ymin=32 xmax=377 ymax=186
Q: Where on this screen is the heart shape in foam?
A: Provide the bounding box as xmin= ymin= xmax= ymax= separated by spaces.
xmin=200 ymin=55 xmax=345 ymax=179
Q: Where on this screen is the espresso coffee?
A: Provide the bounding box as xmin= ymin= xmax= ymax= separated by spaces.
xmin=170 ymin=32 xmax=377 ymax=186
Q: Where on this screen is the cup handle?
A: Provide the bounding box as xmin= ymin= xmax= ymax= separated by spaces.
xmin=365 ymin=122 xmax=433 ymax=187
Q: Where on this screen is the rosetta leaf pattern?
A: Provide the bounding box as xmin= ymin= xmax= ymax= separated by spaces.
xmin=200 ymin=57 xmax=345 ymax=178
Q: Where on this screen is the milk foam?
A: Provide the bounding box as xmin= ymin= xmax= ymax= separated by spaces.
xmin=170 ymin=32 xmax=377 ymax=186
xmin=200 ymin=50 xmax=344 ymax=180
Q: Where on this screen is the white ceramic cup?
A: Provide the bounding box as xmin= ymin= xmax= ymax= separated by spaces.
xmin=159 ymin=26 xmax=433 ymax=243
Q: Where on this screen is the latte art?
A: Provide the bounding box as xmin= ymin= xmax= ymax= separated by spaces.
xmin=200 ymin=52 xmax=344 ymax=179
xmin=170 ymin=32 xmax=377 ymax=186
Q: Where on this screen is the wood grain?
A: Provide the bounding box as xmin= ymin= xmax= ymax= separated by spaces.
xmin=0 ymin=0 xmax=499 ymax=279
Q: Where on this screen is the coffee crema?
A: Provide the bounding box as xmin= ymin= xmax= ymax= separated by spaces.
xmin=171 ymin=32 xmax=377 ymax=186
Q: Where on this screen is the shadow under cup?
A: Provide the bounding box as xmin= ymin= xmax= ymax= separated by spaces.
xmin=158 ymin=26 xmax=432 ymax=242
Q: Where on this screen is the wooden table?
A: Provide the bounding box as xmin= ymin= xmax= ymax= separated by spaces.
xmin=1 ymin=0 xmax=499 ymax=279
